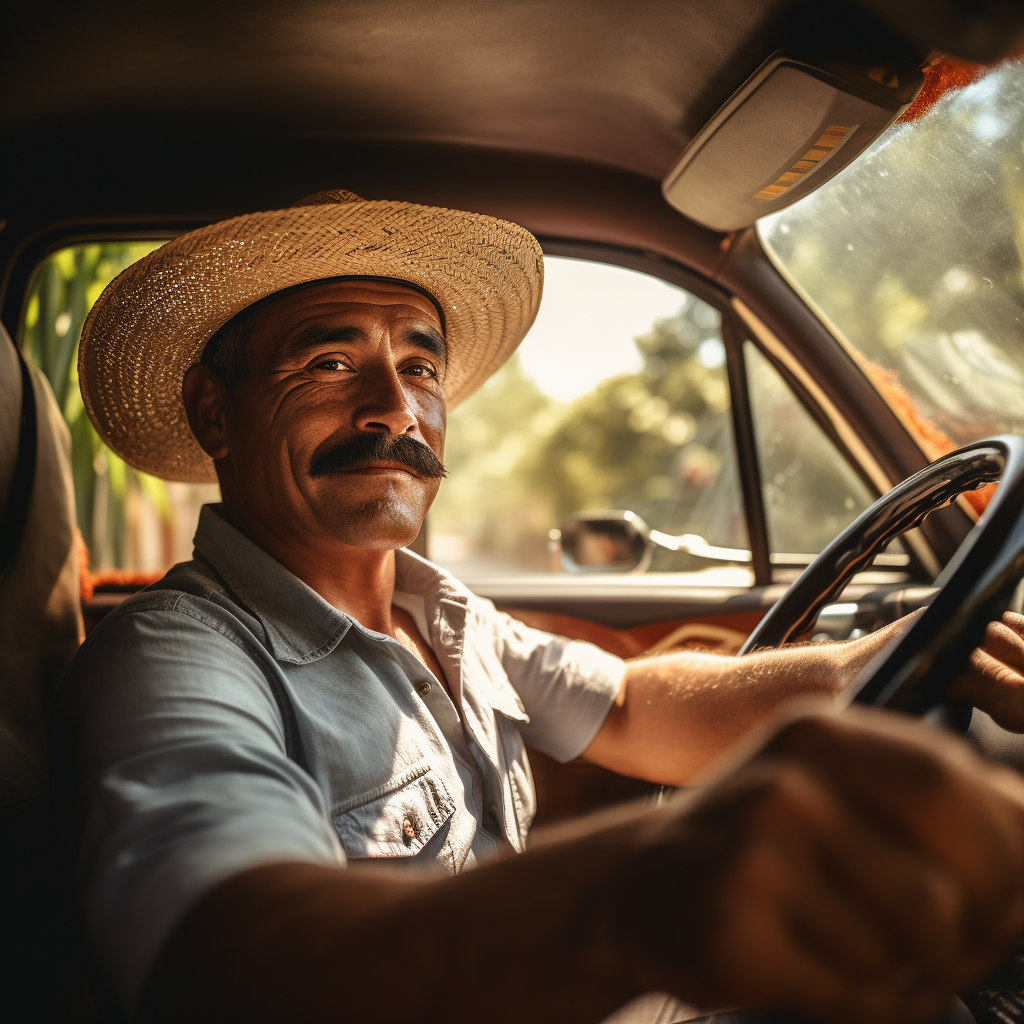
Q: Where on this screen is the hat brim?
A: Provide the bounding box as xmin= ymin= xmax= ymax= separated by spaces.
xmin=78 ymin=198 xmax=544 ymax=482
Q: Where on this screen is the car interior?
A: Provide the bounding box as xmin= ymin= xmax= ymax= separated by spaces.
xmin=6 ymin=1 xmax=1024 ymax=1020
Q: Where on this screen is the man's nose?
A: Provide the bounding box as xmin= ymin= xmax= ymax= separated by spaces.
xmin=353 ymin=364 xmax=418 ymax=435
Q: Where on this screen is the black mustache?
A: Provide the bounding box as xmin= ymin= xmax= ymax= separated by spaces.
xmin=308 ymin=433 xmax=447 ymax=480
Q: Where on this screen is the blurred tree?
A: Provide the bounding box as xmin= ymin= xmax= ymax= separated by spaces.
xmin=522 ymin=297 xmax=746 ymax=555
xmin=22 ymin=242 xmax=167 ymax=568
xmin=433 ymin=296 xmax=747 ymax=572
xmin=431 ymin=353 xmax=558 ymax=570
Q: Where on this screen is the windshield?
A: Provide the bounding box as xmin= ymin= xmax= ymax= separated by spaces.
xmin=758 ymin=59 xmax=1024 ymax=487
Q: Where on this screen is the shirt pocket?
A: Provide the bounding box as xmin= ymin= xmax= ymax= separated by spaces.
xmin=331 ymin=761 xmax=456 ymax=860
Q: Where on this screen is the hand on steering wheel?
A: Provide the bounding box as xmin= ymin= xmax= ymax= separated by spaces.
xmin=742 ymin=436 xmax=1024 ymax=726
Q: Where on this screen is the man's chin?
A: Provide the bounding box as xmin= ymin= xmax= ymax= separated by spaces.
xmin=313 ymin=497 xmax=429 ymax=551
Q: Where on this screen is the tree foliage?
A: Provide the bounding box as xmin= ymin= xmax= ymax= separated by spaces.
xmin=22 ymin=242 xmax=164 ymax=568
xmin=434 ymin=294 xmax=747 ymax=571
xmin=760 ymin=61 xmax=1024 ymax=453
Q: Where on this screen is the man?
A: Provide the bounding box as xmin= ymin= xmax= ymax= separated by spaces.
xmin=55 ymin=189 xmax=1024 ymax=1023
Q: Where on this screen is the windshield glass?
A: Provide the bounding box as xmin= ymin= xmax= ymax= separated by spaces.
xmin=758 ymin=59 xmax=1024 ymax=480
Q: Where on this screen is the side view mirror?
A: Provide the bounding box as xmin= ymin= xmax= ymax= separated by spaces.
xmin=558 ymin=510 xmax=751 ymax=573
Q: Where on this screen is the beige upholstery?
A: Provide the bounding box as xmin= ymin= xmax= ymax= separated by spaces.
xmin=0 ymin=326 xmax=82 ymax=806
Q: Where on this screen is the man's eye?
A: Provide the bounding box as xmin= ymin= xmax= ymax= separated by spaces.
xmin=314 ymin=359 xmax=346 ymax=371
xmin=403 ymin=363 xmax=439 ymax=379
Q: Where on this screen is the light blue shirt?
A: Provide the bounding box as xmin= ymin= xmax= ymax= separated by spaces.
xmin=52 ymin=505 xmax=626 ymax=1012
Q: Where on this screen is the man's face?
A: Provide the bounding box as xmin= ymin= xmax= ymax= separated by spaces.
xmin=192 ymin=279 xmax=448 ymax=552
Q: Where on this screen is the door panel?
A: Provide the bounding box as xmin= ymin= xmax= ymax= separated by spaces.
xmin=501 ymin=606 xmax=760 ymax=659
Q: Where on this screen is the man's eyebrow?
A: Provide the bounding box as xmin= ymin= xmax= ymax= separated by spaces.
xmin=281 ymin=324 xmax=368 ymax=360
xmin=405 ymin=326 xmax=448 ymax=365
xmin=279 ymin=321 xmax=447 ymax=365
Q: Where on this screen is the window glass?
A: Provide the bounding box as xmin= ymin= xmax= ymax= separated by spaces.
xmin=744 ymin=341 xmax=881 ymax=556
xmin=758 ymin=59 xmax=1024 ymax=516
xmin=22 ymin=242 xmax=218 ymax=573
xmin=428 ymin=256 xmax=748 ymax=576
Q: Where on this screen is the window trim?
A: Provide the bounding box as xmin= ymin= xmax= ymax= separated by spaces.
xmin=734 ymin=302 xmax=939 ymax=581
xmin=536 ymin=242 xmax=927 ymax=584
xmin=723 ymin=312 xmax=771 ymax=586
xmin=5 ymin=226 xmax=183 ymax=350
xmin=532 ymin=239 xmax=761 ymax=584
xmin=537 ymin=238 xmax=731 ymax=312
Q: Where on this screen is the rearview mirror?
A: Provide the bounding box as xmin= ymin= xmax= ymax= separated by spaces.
xmin=558 ymin=511 xmax=752 ymax=573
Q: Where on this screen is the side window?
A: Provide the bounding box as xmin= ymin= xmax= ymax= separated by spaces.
xmin=428 ymin=256 xmax=747 ymax=575
xmin=743 ymin=341 xmax=904 ymax=564
xmin=22 ymin=242 xmax=218 ymax=574
xmin=21 ymin=246 xmax=752 ymax=581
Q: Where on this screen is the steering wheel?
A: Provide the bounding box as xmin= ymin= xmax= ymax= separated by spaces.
xmin=741 ymin=435 xmax=1024 ymax=724
xmin=705 ymin=436 xmax=1024 ymax=1024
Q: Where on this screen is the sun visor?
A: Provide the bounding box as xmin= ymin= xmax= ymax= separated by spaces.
xmin=662 ymin=52 xmax=924 ymax=232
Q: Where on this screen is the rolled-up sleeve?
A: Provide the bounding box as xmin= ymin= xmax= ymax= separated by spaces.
xmin=51 ymin=600 xmax=342 ymax=1013
xmin=479 ymin=601 xmax=627 ymax=762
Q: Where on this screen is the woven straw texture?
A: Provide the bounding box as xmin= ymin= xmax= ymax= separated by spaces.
xmin=78 ymin=190 xmax=544 ymax=482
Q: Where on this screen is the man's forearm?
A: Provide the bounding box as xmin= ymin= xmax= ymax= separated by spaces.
xmin=139 ymin=804 xmax=661 ymax=1024
xmin=584 ymin=617 xmax=906 ymax=785
xmin=139 ymin=708 xmax=1024 ymax=1024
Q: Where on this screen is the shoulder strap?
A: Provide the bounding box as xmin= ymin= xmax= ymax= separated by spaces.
xmin=0 ymin=339 xmax=39 ymax=584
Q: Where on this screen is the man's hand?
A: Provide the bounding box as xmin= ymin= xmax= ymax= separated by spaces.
xmin=608 ymin=707 xmax=1024 ymax=1023
xmin=950 ymin=611 xmax=1024 ymax=731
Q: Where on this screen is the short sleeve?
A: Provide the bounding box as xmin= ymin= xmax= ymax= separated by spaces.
xmin=51 ymin=599 xmax=343 ymax=1014
xmin=478 ymin=600 xmax=627 ymax=762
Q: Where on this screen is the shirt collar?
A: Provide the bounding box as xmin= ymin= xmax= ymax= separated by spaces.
xmin=192 ymin=504 xmax=469 ymax=664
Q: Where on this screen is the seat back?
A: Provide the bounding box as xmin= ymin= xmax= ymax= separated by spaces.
xmin=0 ymin=322 xmax=82 ymax=803
xmin=0 ymin=323 xmax=100 ymax=1018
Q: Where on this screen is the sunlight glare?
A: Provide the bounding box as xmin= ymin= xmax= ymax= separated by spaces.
xmin=517 ymin=256 xmax=690 ymax=401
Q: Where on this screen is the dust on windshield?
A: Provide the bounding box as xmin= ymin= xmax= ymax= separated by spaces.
xmin=758 ymin=58 xmax=1024 ymax=510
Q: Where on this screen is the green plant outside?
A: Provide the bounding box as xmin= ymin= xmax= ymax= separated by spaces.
xmin=22 ymin=242 xmax=165 ymax=568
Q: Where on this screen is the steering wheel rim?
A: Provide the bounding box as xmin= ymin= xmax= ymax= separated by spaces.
xmin=740 ymin=435 xmax=1024 ymax=720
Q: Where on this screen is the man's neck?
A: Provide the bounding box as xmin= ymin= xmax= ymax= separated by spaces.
xmin=217 ymin=502 xmax=400 ymax=635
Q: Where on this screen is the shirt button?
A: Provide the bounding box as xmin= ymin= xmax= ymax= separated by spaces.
xmin=416 ymin=681 xmax=431 ymax=696
xmin=402 ymin=817 xmax=418 ymax=845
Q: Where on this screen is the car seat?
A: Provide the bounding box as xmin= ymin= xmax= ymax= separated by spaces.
xmin=0 ymin=321 xmax=100 ymax=1019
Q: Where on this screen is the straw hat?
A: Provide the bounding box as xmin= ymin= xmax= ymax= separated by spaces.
xmin=78 ymin=189 xmax=544 ymax=483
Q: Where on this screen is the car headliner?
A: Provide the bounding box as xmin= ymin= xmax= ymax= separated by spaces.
xmin=3 ymin=2 xmax=1021 ymax=241
xmin=2 ymin=0 xmax=925 ymax=178
xmin=0 ymin=1 xmax=1006 ymax=312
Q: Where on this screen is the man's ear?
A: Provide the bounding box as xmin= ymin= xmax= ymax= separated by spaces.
xmin=182 ymin=364 xmax=231 ymax=460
